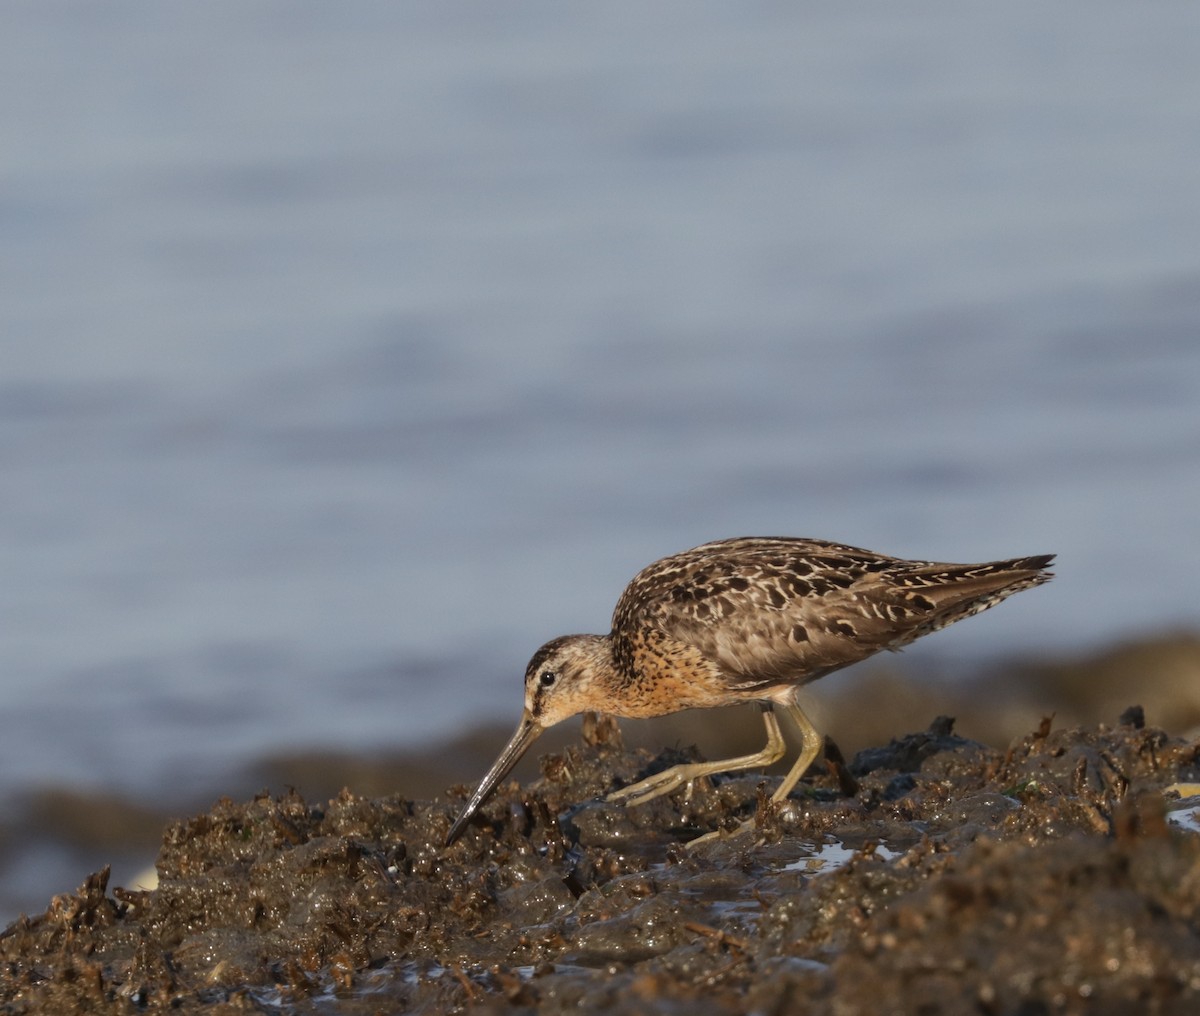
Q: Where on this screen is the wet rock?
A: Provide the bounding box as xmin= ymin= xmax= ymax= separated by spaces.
xmin=3 ymin=715 xmax=1200 ymax=1013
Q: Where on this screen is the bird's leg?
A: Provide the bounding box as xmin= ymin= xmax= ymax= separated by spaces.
xmin=606 ymin=704 xmax=787 ymax=808
xmin=770 ymin=698 xmax=822 ymax=802
xmin=687 ymin=696 xmax=823 ymax=848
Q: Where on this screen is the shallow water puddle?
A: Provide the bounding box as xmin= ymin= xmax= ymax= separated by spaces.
xmin=781 ymin=837 xmax=900 ymax=875
xmin=246 ymin=960 xmax=446 ymax=1012
xmin=1165 ymin=785 xmax=1200 ymax=836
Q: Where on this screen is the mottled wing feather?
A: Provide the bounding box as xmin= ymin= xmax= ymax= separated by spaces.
xmin=611 ymin=537 xmax=1053 ymax=694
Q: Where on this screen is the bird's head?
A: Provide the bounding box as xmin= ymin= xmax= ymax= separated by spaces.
xmin=445 ymin=633 xmax=610 ymax=844
xmin=521 ymin=633 xmax=611 ymax=727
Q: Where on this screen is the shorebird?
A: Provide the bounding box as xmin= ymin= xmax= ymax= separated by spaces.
xmin=445 ymin=537 xmax=1054 ymax=845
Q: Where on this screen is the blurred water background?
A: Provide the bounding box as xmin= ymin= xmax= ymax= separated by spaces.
xmin=2 ymin=2 xmax=1199 ymax=918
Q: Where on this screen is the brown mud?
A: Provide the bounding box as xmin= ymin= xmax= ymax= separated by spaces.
xmin=4 ymin=706 xmax=1200 ymax=1014
xmin=7 ymin=631 xmax=1200 ymax=927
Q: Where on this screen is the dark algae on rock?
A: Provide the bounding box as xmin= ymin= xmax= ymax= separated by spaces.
xmin=3 ymin=711 xmax=1200 ymax=1014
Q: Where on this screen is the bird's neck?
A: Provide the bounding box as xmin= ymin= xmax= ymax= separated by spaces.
xmin=574 ymin=633 xmax=622 ymax=686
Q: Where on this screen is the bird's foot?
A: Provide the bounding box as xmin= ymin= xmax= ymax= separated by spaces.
xmin=607 ymin=763 xmax=716 ymax=808
xmin=686 ymin=817 xmax=759 ymax=849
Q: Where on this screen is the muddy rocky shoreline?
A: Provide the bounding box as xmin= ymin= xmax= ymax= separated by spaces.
xmin=3 ymin=707 xmax=1200 ymax=1014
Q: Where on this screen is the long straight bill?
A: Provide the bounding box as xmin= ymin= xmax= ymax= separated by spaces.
xmin=445 ymin=711 xmax=544 ymax=844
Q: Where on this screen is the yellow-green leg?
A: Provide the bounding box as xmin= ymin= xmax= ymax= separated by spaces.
xmin=687 ymin=696 xmax=823 ymax=847
xmin=606 ymin=704 xmax=787 ymax=807
xmin=770 ymin=698 xmax=822 ymax=802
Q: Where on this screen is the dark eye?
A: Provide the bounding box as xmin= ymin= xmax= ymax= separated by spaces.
xmin=539 ymin=670 xmax=558 ymax=688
